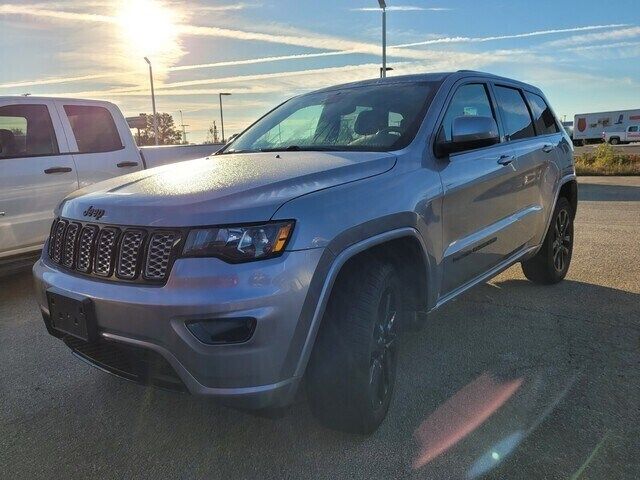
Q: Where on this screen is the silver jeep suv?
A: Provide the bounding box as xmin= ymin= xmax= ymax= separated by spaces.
xmin=33 ymin=71 xmax=576 ymax=434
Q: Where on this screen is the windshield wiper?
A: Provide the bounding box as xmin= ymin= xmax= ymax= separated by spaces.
xmin=217 ymin=149 xmax=259 ymax=155
xmin=259 ymin=145 xmax=343 ymax=152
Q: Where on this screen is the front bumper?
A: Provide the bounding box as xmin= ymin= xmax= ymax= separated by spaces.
xmin=33 ymin=248 xmax=327 ymax=408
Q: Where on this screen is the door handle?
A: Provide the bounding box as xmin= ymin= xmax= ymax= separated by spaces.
xmin=117 ymin=161 xmax=139 ymax=168
xmin=497 ymin=155 xmax=515 ymax=166
xmin=542 ymin=144 xmax=554 ymax=153
xmin=44 ymin=167 xmax=72 ymax=174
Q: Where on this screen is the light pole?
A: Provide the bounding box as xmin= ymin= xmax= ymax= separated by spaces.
xmin=144 ymin=57 xmax=159 ymax=145
xmin=179 ymin=109 xmax=189 ymax=144
xmin=218 ymin=92 xmax=231 ymax=143
xmin=378 ymin=0 xmax=387 ymax=78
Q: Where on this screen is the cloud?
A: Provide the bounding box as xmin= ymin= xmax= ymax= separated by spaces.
xmin=192 ymin=3 xmax=261 ymax=12
xmin=393 ymin=24 xmax=629 ymax=48
xmin=562 ymin=40 xmax=640 ymax=52
xmin=351 ymin=6 xmax=451 ymax=12
xmin=542 ymin=26 xmax=640 ymax=48
xmin=0 ymin=4 xmax=113 ymax=23
xmin=0 ymin=73 xmax=114 ymax=89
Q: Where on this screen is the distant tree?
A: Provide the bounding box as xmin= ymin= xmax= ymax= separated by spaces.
xmin=203 ymin=120 xmax=220 ymax=144
xmin=10 ymin=128 xmax=25 ymax=136
xmin=135 ymin=113 xmax=183 ymax=146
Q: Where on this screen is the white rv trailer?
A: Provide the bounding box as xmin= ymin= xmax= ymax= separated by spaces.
xmin=573 ymin=108 xmax=640 ymax=144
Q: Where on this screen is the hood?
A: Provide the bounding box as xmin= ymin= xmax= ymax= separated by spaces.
xmin=59 ymin=151 xmax=396 ymax=226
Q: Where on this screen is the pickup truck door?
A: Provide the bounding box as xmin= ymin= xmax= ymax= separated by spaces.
xmin=628 ymin=125 xmax=640 ymax=142
xmin=54 ymin=100 xmax=143 ymax=188
xmin=438 ymin=82 xmax=523 ymax=297
xmin=0 ymin=99 xmax=78 ymax=258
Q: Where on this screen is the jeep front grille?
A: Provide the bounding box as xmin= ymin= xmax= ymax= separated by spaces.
xmin=46 ymin=218 xmax=181 ymax=284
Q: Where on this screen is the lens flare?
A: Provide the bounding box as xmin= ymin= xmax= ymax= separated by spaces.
xmin=115 ymin=0 xmax=184 ymax=69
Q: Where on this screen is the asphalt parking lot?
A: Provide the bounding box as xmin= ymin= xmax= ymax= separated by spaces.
xmin=1 ymin=176 xmax=638 ymax=480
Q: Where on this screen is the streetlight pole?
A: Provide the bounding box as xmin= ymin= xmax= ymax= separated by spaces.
xmin=179 ymin=109 xmax=189 ymax=144
xmin=378 ymin=0 xmax=387 ymax=78
xmin=218 ymin=92 xmax=231 ymax=143
xmin=144 ymin=57 xmax=159 ymax=145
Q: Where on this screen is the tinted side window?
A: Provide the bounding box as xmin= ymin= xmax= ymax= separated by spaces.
xmin=494 ymin=86 xmax=535 ymax=141
xmin=64 ymin=105 xmax=123 ymax=153
xmin=441 ymin=84 xmax=495 ymax=142
xmin=0 ymin=104 xmax=59 ymax=158
xmin=525 ymin=92 xmax=559 ymax=135
xmin=629 ymin=126 xmax=638 ymax=132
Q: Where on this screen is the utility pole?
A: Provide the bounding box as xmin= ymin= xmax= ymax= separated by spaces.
xmin=144 ymin=57 xmax=159 ymax=145
xmin=378 ymin=0 xmax=387 ymax=78
xmin=218 ymin=92 xmax=231 ymax=143
xmin=179 ymin=110 xmax=189 ymax=144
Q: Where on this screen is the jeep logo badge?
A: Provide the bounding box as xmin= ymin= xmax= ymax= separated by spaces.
xmin=83 ymin=206 xmax=105 ymax=220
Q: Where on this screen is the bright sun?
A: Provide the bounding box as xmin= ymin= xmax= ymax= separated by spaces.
xmin=116 ymin=0 xmax=181 ymax=60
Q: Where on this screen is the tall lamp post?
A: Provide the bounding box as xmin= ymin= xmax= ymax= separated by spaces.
xmin=218 ymin=92 xmax=231 ymax=143
xmin=378 ymin=0 xmax=387 ymax=78
xmin=144 ymin=57 xmax=159 ymax=145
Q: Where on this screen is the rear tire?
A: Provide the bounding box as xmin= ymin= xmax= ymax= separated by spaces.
xmin=306 ymin=257 xmax=400 ymax=434
xmin=609 ymin=137 xmax=620 ymax=145
xmin=521 ymin=197 xmax=574 ymax=284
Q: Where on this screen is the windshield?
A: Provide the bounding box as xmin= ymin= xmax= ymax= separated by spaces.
xmin=221 ymin=82 xmax=439 ymax=154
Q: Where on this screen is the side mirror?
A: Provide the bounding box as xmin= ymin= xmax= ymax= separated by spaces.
xmin=436 ymin=116 xmax=500 ymax=157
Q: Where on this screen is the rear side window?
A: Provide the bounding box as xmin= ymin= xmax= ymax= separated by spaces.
xmin=525 ymin=92 xmax=560 ymax=135
xmin=64 ymin=105 xmax=123 ymax=153
xmin=0 ymin=104 xmax=59 ymax=158
xmin=494 ymin=86 xmax=535 ymax=141
xmin=441 ymin=84 xmax=495 ymax=142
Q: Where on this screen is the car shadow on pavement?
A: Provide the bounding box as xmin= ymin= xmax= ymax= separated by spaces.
xmin=2 ymin=273 xmax=638 ymax=479
xmin=578 ymin=182 xmax=640 ymax=201
xmin=397 ymin=278 xmax=639 ymax=479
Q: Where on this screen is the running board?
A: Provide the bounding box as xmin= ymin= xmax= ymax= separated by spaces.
xmin=433 ymin=245 xmax=539 ymax=311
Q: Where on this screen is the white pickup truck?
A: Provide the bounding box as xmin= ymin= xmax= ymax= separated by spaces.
xmin=602 ymin=125 xmax=640 ymax=144
xmin=0 ymin=96 xmax=221 ymax=269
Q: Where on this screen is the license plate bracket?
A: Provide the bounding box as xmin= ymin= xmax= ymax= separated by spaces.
xmin=47 ymin=287 xmax=97 ymax=342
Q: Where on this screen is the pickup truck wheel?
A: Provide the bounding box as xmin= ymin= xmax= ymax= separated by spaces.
xmin=609 ymin=137 xmax=620 ymax=145
xmin=521 ymin=197 xmax=573 ymax=284
xmin=306 ymin=258 xmax=400 ymax=434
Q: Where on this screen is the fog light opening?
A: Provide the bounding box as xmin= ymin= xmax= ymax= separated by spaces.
xmin=186 ymin=317 xmax=256 ymax=345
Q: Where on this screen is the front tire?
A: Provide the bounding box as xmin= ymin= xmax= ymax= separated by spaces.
xmin=521 ymin=197 xmax=574 ymax=284
xmin=306 ymin=257 xmax=400 ymax=434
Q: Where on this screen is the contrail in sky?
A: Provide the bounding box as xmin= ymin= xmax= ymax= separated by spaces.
xmin=0 ymin=3 xmax=629 ymax=90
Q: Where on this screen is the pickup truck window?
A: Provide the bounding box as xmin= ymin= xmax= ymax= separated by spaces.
xmin=0 ymin=104 xmax=59 ymax=159
xmin=63 ymin=105 xmax=123 ymax=154
xmin=525 ymin=92 xmax=560 ymax=135
xmin=222 ymin=82 xmax=439 ymax=153
xmin=629 ymin=126 xmax=638 ymax=132
xmin=441 ymin=83 xmax=495 ymax=142
xmin=494 ymin=86 xmax=536 ymax=141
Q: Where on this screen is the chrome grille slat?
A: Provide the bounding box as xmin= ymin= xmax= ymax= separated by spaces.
xmin=46 ymin=218 xmax=179 ymax=284
xmin=62 ymin=223 xmax=80 ymax=268
xmin=144 ymin=233 xmax=177 ymax=280
xmin=47 ymin=218 xmax=59 ymax=258
xmin=51 ymin=220 xmax=67 ymax=264
xmin=76 ymin=225 xmax=98 ymax=273
xmin=117 ymin=230 xmax=146 ymax=279
xmin=94 ymin=228 xmax=119 ymax=277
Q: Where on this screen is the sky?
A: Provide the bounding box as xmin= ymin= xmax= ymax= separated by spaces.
xmin=1 ymin=0 xmax=639 ymax=143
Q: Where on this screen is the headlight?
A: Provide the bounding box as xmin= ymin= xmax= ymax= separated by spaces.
xmin=181 ymin=221 xmax=294 ymax=262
